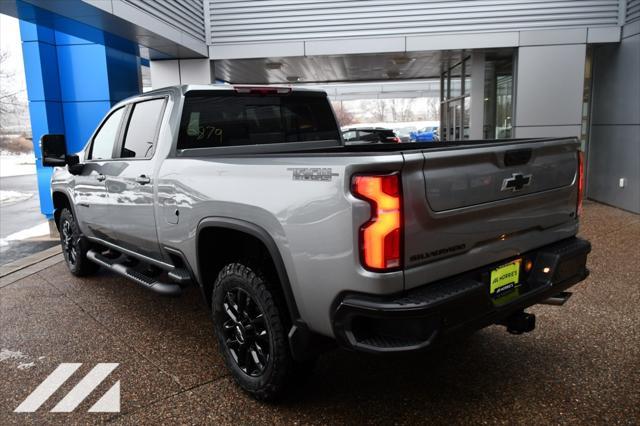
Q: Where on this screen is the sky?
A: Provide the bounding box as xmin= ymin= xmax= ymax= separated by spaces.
xmin=0 ymin=13 xmax=27 ymax=103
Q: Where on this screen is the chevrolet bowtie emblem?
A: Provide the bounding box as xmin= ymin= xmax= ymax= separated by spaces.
xmin=501 ymin=173 xmax=532 ymax=192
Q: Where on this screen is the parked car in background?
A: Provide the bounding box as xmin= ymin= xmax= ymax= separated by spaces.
xmin=393 ymin=126 xmax=418 ymax=143
xmin=342 ymin=127 xmax=401 ymax=144
xmin=410 ymin=126 xmax=439 ymax=142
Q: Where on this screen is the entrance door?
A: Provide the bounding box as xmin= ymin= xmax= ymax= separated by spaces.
xmin=440 ymin=56 xmax=470 ymax=141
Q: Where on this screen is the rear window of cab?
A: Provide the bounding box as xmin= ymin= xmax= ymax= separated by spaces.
xmin=177 ymin=91 xmax=340 ymax=150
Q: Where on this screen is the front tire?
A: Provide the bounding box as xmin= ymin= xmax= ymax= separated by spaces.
xmin=212 ymin=262 xmax=302 ymax=401
xmin=58 ymin=208 xmax=98 ymax=276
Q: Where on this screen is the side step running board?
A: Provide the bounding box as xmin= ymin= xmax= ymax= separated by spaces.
xmin=87 ymin=250 xmax=182 ymax=297
xmin=168 ymin=268 xmax=192 ymax=285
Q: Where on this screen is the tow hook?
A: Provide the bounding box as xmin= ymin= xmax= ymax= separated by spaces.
xmin=499 ymin=310 xmax=536 ymax=335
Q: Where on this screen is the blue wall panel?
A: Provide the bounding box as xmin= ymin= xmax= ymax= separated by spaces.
xmin=106 ymin=48 xmax=141 ymax=101
xmin=20 ymin=41 xmax=61 ymax=102
xmin=17 ymin=0 xmax=141 ymax=217
xmin=57 ymin=44 xmax=110 ymax=102
xmin=62 ymin=101 xmax=112 ymax=153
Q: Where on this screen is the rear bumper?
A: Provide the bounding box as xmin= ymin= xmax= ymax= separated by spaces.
xmin=332 ymin=237 xmax=591 ymax=353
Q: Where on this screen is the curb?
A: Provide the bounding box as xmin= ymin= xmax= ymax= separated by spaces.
xmin=0 ymin=245 xmax=63 ymax=288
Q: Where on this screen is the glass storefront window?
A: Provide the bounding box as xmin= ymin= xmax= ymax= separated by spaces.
xmin=449 ymin=62 xmax=462 ymax=98
xmin=463 ymin=98 xmax=471 ymax=139
xmin=580 ymin=48 xmax=593 ymax=152
xmin=483 ymin=55 xmax=514 ymax=139
xmin=441 ymin=55 xmax=471 ymax=141
xmin=495 ymin=74 xmax=512 ymax=138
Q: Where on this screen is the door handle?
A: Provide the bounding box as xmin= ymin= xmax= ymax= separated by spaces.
xmin=135 ymin=175 xmax=151 ymax=185
xmin=96 ymin=174 xmax=106 ymax=182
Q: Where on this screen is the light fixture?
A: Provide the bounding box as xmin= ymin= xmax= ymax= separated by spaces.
xmin=265 ymin=62 xmax=282 ymax=70
xmin=391 ymin=56 xmax=415 ymax=65
xmin=386 ymin=70 xmax=400 ymax=78
xmin=286 ymin=76 xmax=301 ymax=82
xmin=543 ymin=267 xmax=551 ymax=274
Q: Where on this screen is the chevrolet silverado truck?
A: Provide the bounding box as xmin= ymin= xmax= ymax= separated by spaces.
xmin=40 ymin=85 xmax=591 ymax=401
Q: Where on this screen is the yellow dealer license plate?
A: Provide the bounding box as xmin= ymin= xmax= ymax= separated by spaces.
xmin=490 ymin=259 xmax=521 ymax=297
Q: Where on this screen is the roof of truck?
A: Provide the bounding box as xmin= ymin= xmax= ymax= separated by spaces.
xmin=112 ymin=84 xmax=328 ymax=110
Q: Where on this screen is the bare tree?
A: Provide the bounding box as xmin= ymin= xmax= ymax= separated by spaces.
xmin=0 ymin=49 xmax=30 ymax=136
xmin=389 ymin=98 xmax=416 ymax=122
xmin=363 ymin=99 xmax=388 ymax=122
xmin=0 ymin=50 xmax=17 ymax=132
xmin=424 ymin=97 xmax=440 ymax=121
xmin=331 ymin=101 xmax=356 ymax=126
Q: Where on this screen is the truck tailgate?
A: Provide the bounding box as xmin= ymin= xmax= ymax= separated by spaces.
xmin=402 ymin=138 xmax=581 ymax=290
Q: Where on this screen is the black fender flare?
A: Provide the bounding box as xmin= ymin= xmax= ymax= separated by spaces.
xmin=196 ymin=217 xmax=301 ymax=322
xmin=51 ymin=190 xmax=77 ymax=229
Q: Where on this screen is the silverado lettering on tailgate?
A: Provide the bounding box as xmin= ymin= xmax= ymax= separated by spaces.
xmin=409 ymin=243 xmax=467 ymax=263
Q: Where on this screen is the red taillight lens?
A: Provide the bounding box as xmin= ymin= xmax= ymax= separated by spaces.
xmin=577 ymin=151 xmax=585 ymax=216
xmin=352 ymin=173 xmax=402 ymax=270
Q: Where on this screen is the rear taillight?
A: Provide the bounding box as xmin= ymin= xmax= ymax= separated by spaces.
xmin=352 ymin=173 xmax=402 ymax=271
xmin=577 ymin=151 xmax=585 ymax=216
xmin=386 ymin=136 xmax=401 ymax=143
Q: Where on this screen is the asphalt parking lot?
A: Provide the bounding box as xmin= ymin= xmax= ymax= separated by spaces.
xmin=1 ymin=201 xmax=638 ymax=425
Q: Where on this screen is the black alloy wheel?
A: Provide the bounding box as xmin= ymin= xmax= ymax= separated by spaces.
xmin=61 ymin=218 xmax=78 ymax=267
xmin=221 ymin=287 xmax=271 ymax=377
xmin=58 ymin=208 xmax=98 ymax=276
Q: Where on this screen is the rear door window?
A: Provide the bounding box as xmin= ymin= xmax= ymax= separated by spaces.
xmin=120 ymin=98 xmax=166 ymax=159
xmin=177 ymin=92 xmax=339 ymax=149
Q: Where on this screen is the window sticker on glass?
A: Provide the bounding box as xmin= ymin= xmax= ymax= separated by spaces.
xmin=187 ymin=112 xmax=200 ymax=137
xmin=197 ymin=126 xmax=223 ymax=143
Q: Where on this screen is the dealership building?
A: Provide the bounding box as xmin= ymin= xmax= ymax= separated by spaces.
xmin=1 ymin=0 xmax=639 ymax=214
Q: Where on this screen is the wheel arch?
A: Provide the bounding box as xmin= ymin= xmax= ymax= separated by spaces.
xmin=196 ymin=217 xmax=300 ymax=323
xmin=52 ymin=190 xmax=75 ymax=230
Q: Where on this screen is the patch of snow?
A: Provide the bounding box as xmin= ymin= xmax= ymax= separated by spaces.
xmin=0 ymin=190 xmax=33 ymax=205
xmin=0 ymin=221 xmax=50 ymax=247
xmin=0 ymin=349 xmax=46 ymax=370
xmin=0 ymin=349 xmax=26 ymax=362
xmin=0 ymin=152 xmax=37 ymax=177
xmin=17 ymin=362 xmax=35 ymax=370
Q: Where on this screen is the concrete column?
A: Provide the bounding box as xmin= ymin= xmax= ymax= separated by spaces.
xmin=150 ymin=59 xmax=213 ymax=89
xmin=469 ymin=51 xmax=485 ymax=140
xmin=18 ymin=0 xmax=141 ymax=217
xmin=514 ymin=44 xmax=586 ymax=138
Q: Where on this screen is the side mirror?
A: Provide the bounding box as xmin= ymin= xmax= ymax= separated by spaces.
xmin=41 ymin=134 xmax=83 ymax=174
xmin=41 ymin=134 xmax=67 ymax=167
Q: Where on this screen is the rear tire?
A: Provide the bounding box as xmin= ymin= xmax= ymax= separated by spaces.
xmin=212 ymin=262 xmax=310 ymax=401
xmin=58 ymin=208 xmax=98 ymax=277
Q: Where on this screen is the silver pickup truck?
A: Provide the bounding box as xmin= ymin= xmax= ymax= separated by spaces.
xmin=41 ymin=85 xmax=591 ymax=401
